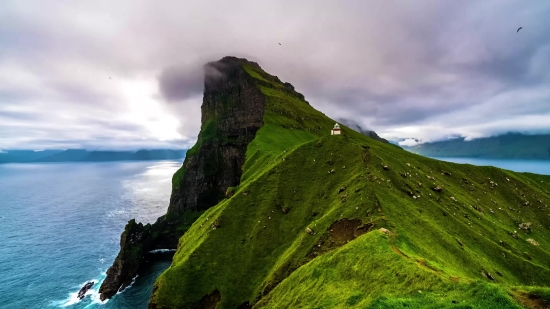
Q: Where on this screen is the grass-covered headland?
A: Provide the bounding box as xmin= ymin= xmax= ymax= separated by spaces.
xmin=149 ymin=58 xmax=550 ymax=309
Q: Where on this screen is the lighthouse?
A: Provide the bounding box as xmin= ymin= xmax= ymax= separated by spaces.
xmin=331 ymin=123 xmax=341 ymax=135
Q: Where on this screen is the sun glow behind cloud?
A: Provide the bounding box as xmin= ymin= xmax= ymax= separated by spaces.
xmin=2 ymin=0 xmax=550 ymax=149
xmin=120 ymin=77 xmax=182 ymax=142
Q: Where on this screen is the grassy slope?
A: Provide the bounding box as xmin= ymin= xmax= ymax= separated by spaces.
xmin=150 ymin=64 xmax=550 ymax=308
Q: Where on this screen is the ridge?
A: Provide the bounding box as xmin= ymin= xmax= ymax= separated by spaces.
xmin=101 ymin=56 xmax=550 ymax=309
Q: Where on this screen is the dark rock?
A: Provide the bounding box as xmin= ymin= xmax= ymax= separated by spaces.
xmin=225 ymin=186 xmax=236 ymax=198
xmin=307 ymin=219 xmax=373 ymax=258
xmin=99 ymin=220 xmax=149 ymax=300
xmin=211 ymin=218 xmax=222 ymax=230
xmin=77 ymin=281 xmax=95 ymax=300
xmin=282 ymin=206 xmax=290 ymax=214
xmin=192 ymin=289 xmax=221 ymax=309
xmin=238 ymin=301 xmax=253 ymax=309
xmin=483 ymin=271 xmax=495 ymax=280
xmin=519 ymin=222 xmax=532 ymax=233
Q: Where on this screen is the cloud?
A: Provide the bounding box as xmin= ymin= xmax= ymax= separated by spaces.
xmin=158 ymin=61 xmax=226 ymax=102
xmin=159 ymin=65 xmax=204 ymax=102
xmin=398 ymin=139 xmax=420 ymax=147
xmin=2 ymin=0 xmax=550 ymax=149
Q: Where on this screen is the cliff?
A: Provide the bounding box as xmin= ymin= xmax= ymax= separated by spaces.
xmin=99 ymin=56 xmax=322 ymax=300
xmin=405 ymin=133 xmax=550 ymax=159
xmin=103 ymin=56 xmax=550 ymax=308
xmin=167 ymin=57 xmax=266 ymax=216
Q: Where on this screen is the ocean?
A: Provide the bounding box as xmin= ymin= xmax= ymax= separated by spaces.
xmin=432 ymin=157 xmax=550 ymax=175
xmin=1 ymin=158 xmax=548 ymax=309
xmin=0 ymin=161 xmax=181 ymax=309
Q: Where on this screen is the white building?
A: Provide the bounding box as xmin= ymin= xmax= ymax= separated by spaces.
xmin=331 ymin=123 xmax=341 ymax=135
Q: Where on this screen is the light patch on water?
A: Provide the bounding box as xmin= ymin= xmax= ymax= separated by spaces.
xmin=106 ymin=210 xmax=129 ymax=218
xmin=142 ymin=161 xmax=181 ymax=177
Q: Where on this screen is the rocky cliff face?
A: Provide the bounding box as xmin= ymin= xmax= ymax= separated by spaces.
xmin=168 ymin=57 xmax=266 ymax=216
xmin=99 ymin=219 xmax=149 ymax=299
xmin=99 ymin=56 xmax=267 ymax=300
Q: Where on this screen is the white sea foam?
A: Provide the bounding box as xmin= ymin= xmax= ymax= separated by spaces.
xmin=54 ymin=273 xmax=108 ymax=308
xmin=147 ymin=248 xmax=176 ymax=253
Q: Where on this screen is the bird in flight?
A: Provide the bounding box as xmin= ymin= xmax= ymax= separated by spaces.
xmin=517 ymin=27 xmax=522 ymax=33
xmin=278 ymin=43 xmax=281 ymax=45
xmin=109 ymin=77 xmax=111 ymax=79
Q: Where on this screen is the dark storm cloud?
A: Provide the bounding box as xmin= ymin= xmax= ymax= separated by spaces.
xmin=2 ymin=0 xmax=550 ymax=149
xmin=159 ymin=65 xmax=204 ymax=102
xmin=158 ymin=62 xmax=226 ymax=102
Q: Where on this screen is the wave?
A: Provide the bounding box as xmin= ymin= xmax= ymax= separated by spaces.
xmin=52 ymin=273 xmax=108 ymax=308
xmin=116 ymin=274 xmax=138 ymax=295
xmin=147 ymin=249 xmax=176 ymax=254
xmin=53 ymin=272 xmax=143 ymax=308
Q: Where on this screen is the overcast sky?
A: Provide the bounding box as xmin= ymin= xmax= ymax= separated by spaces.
xmin=2 ymin=0 xmax=550 ymax=150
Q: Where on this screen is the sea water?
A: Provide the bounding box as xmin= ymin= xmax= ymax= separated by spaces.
xmin=0 ymin=161 xmax=181 ymax=309
xmin=432 ymin=157 xmax=550 ymax=175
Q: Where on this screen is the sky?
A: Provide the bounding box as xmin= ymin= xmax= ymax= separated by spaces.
xmin=1 ymin=0 xmax=550 ymax=150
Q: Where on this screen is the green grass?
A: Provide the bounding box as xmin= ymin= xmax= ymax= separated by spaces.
xmin=150 ymin=62 xmax=550 ymax=309
xmin=257 ymin=231 xmax=523 ymax=309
